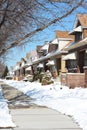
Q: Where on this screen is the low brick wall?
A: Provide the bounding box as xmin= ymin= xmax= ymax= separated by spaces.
xmin=61 ymin=73 xmax=85 ymax=88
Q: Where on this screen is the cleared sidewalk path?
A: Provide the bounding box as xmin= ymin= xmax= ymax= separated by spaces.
xmin=10 ymin=107 xmax=81 ymax=130
xmin=0 ymin=81 xmax=82 ymax=130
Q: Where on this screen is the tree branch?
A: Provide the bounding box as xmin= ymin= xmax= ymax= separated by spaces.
xmin=0 ymin=0 xmax=83 ymax=56
xmin=0 ymin=0 xmax=9 ymax=28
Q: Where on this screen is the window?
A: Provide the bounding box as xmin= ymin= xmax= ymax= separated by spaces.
xmin=66 ymin=60 xmax=78 ymax=73
xmin=75 ymin=32 xmax=82 ymax=42
xmin=43 ymin=50 xmax=48 ymax=56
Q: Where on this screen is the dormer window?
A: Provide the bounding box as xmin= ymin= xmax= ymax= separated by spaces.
xmin=55 ymin=44 xmax=58 ymax=50
xmin=69 ymin=25 xmax=82 ymax=42
xmin=43 ymin=50 xmax=48 ymax=56
xmin=75 ymin=32 xmax=82 ymax=42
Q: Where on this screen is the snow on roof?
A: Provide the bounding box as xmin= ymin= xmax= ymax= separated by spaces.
xmin=41 ymin=44 xmax=49 ymax=50
xmin=51 ymin=38 xmax=58 ymax=44
xmin=69 ymin=26 xmax=82 ymax=34
xmin=32 ymin=50 xmax=67 ymax=64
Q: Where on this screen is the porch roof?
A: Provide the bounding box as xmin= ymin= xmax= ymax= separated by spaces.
xmin=18 ymin=50 xmax=68 ymax=68
xmin=32 ymin=50 xmax=67 ymax=65
xmin=66 ymin=37 xmax=87 ymax=51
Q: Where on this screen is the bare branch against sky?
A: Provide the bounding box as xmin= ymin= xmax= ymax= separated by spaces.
xmin=0 ymin=0 xmax=86 ymax=57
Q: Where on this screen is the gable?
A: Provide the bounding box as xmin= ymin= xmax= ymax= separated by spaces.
xmin=78 ymin=14 xmax=87 ymax=27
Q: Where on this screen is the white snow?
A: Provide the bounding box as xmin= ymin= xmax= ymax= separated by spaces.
xmin=0 ymin=84 xmax=15 ymax=128
xmin=1 ymin=79 xmax=87 ymax=130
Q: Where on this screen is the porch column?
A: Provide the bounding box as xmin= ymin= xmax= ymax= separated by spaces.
xmin=61 ymin=55 xmax=66 ymax=73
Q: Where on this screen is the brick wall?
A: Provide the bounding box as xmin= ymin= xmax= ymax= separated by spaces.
xmin=67 ymin=73 xmax=85 ymax=88
xmin=61 ymin=73 xmax=85 ymax=88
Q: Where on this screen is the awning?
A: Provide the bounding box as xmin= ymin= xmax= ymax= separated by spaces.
xmin=46 ymin=60 xmax=55 ymax=66
xmin=37 ymin=63 xmax=44 ymax=68
xmin=63 ymin=53 xmax=76 ymax=60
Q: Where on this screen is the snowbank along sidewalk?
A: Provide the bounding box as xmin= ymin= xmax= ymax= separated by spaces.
xmin=0 ymin=81 xmax=15 ymax=128
xmin=1 ymin=79 xmax=87 ymax=130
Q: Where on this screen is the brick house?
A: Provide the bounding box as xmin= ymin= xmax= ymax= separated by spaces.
xmin=14 ymin=50 xmax=38 ymax=80
xmin=14 ymin=62 xmax=21 ymax=80
xmin=61 ymin=14 xmax=87 ymax=88
xmin=54 ymin=31 xmax=74 ymax=75
xmin=32 ymin=31 xmax=74 ymax=78
xmin=19 ymin=58 xmax=27 ymax=79
xmin=36 ymin=45 xmax=43 ymax=58
xmin=14 ymin=58 xmax=28 ymax=80
xmin=25 ymin=50 xmax=38 ymax=75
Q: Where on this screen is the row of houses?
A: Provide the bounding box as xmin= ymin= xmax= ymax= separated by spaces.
xmin=13 ymin=14 xmax=87 ymax=88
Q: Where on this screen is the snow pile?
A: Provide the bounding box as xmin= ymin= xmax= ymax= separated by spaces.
xmin=0 ymin=85 xmax=15 ymax=128
xmin=2 ymin=79 xmax=87 ymax=130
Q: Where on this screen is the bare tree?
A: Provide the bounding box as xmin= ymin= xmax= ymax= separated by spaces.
xmin=0 ymin=0 xmax=86 ymax=57
xmin=0 ymin=62 xmax=5 ymax=77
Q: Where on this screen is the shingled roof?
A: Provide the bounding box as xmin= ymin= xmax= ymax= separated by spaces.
xmin=56 ymin=30 xmax=74 ymax=40
xmin=77 ymin=14 xmax=87 ymax=27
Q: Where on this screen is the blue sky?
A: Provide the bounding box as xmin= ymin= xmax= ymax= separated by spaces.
xmin=6 ymin=6 xmax=87 ymax=70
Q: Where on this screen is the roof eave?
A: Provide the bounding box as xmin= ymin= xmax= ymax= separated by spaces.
xmin=32 ymin=50 xmax=68 ymax=65
xmin=65 ymin=38 xmax=87 ymax=51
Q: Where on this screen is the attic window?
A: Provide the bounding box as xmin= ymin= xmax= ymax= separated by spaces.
xmin=75 ymin=32 xmax=82 ymax=42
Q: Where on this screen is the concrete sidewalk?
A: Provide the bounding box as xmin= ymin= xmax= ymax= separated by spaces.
xmin=1 ymin=107 xmax=82 ymax=130
xmin=0 ymin=81 xmax=82 ymax=130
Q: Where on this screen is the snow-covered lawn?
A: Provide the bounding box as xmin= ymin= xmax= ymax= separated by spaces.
xmin=1 ymin=79 xmax=87 ymax=130
xmin=0 ymin=85 xmax=15 ymax=128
